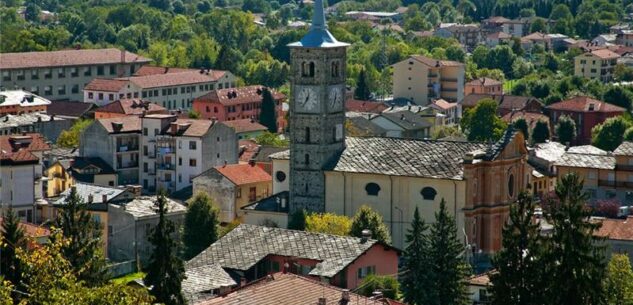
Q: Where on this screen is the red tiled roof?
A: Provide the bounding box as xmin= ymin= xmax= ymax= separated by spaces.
xmin=0 ymin=48 xmax=151 ymax=70
xmin=0 ymin=133 xmax=50 ymax=164
xmin=0 ymin=218 xmax=50 ymax=238
xmin=432 ymin=98 xmax=458 ymax=110
xmin=222 ymin=119 xmax=268 ymax=134
xmin=502 ymin=111 xmax=549 ymax=129
xmin=468 ymin=272 xmax=494 ymax=286
xmin=46 ymin=101 xmax=96 ymax=118
xmin=97 ymin=116 xmax=142 ymax=133
xmin=546 ymin=96 xmax=625 ymax=113
xmin=487 ymin=31 xmax=512 ymax=39
xmin=84 ymin=78 xmax=129 ymax=92
xmin=522 ymin=32 xmax=549 ymax=41
xmin=198 ymin=273 xmax=389 ymax=305
xmin=215 ymin=163 xmax=271 ymax=186
xmin=587 ymin=49 xmax=621 ymax=59
xmin=166 ymin=119 xmax=219 ymax=137
xmin=595 ymin=216 xmax=633 ymax=241
xmin=238 ymin=139 xmax=259 ymax=163
xmin=410 ymin=55 xmax=464 ymax=67
xmin=96 ymin=99 xmax=167 ymax=115
xmin=484 ymin=16 xmax=511 ymax=23
xmin=195 ymin=85 xmax=285 ymax=107
xmin=466 ymin=77 xmax=502 ymax=87
xmin=133 ymin=65 xmax=195 ymax=76
xmin=128 ymin=70 xmax=228 ymax=89
xmin=345 ymin=99 xmax=388 ymax=113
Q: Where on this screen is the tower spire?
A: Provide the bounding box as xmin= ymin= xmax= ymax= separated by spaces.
xmin=311 ymin=0 xmax=327 ymax=30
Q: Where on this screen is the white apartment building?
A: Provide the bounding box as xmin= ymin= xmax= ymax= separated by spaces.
xmin=83 ymin=68 xmax=236 ymax=109
xmin=139 ymin=114 xmax=238 ymax=193
xmin=392 ymin=55 xmax=465 ymax=105
xmin=0 ymin=48 xmax=151 ymax=102
xmin=0 ymin=134 xmax=50 ymax=222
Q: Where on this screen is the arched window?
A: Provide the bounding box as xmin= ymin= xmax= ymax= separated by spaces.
xmin=331 ymin=61 xmax=339 ymax=77
xmin=305 ymin=127 xmax=311 ymax=143
xmin=302 ymin=61 xmax=315 ymax=77
xmin=365 ymin=183 xmax=381 ymax=196
xmin=275 ymin=171 xmax=286 ymax=182
xmin=508 ymin=174 xmax=515 ymax=198
xmin=305 ymin=154 xmax=310 ymax=165
xmin=421 ymin=187 xmax=437 ymax=200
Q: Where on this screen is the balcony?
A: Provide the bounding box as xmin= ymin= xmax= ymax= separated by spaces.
xmin=157 ymin=163 xmax=175 ymax=170
xmin=443 ymin=78 xmax=458 ymax=82
xmin=117 ymin=161 xmax=138 ymax=169
xmin=441 ymin=88 xmax=458 ymax=92
xmin=117 ymin=144 xmax=139 ymax=152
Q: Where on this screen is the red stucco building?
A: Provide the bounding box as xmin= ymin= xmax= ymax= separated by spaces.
xmin=546 ymin=96 xmax=625 ymax=145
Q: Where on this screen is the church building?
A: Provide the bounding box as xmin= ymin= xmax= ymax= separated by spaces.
xmin=252 ymin=0 xmax=531 ymax=254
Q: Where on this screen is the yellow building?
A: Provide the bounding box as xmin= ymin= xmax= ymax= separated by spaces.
xmin=45 ymin=157 xmax=118 ymax=198
xmin=555 ymin=143 xmax=633 ymax=204
xmin=392 ymin=55 xmax=465 ymax=105
xmin=574 ymin=49 xmax=620 ymax=82
xmin=192 ymin=162 xmax=273 ymax=223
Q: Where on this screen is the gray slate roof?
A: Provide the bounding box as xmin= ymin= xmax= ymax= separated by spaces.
xmin=54 ymin=182 xmax=126 ymax=205
xmin=347 ymin=116 xmax=387 ymax=136
xmin=567 ymin=145 xmax=607 ymax=155
xmin=531 ymin=141 xmax=566 ymax=163
xmin=241 ymin=191 xmax=289 ymax=213
xmin=111 ymin=196 xmax=186 ymax=219
xmin=614 ymin=141 xmax=633 ymax=156
xmin=329 ymin=137 xmax=487 ymax=179
xmin=377 ymin=111 xmax=432 ymax=130
xmin=182 ymin=264 xmax=236 ymax=303
xmin=554 ymin=152 xmax=615 ymax=169
xmin=187 ymin=224 xmax=388 ymax=278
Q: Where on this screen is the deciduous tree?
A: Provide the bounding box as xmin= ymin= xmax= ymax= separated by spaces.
xmin=556 ymin=115 xmax=577 ymax=145
xmin=592 ymin=116 xmax=631 ymax=151
xmin=461 ymin=98 xmax=507 ymax=142
xmin=604 ymin=254 xmax=633 ymax=305
xmin=531 ymin=120 xmax=550 ymax=143
xmin=305 ymin=213 xmax=351 ymax=236
xmin=350 ymin=205 xmax=391 ymax=244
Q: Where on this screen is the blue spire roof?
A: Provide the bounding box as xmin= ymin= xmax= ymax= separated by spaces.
xmin=287 ymin=0 xmax=349 ymax=48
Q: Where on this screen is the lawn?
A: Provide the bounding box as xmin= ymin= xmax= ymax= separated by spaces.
xmin=111 ymin=272 xmax=145 ymax=285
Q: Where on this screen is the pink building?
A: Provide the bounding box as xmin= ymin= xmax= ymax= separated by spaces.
xmin=192 ymin=86 xmax=286 ymax=130
xmin=186 ymin=224 xmax=400 ymax=289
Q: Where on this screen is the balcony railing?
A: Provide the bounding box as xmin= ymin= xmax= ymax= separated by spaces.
xmin=157 ymin=163 xmax=175 ymax=170
xmin=443 ymin=78 xmax=458 ymax=82
xmin=598 ymin=180 xmax=615 ymax=187
xmin=117 ymin=161 xmax=139 ymax=169
xmin=441 ymin=88 xmax=458 ymax=92
xmin=117 ymin=145 xmax=139 ymax=152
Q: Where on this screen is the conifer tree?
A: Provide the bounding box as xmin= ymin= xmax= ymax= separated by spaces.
xmin=512 ymin=118 xmax=529 ymax=140
xmin=259 ymin=87 xmax=277 ymax=133
xmin=531 ymin=120 xmax=550 ymax=143
xmin=350 ymin=205 xmax=391 ymax=244
xmin=401 ymin=207 xmax=431 ymax=305
xmin=0 ymin=207 xmax=25 ymax=288
xmin=490 ymin=192 xmax=547 ymax=305
xmin=354 ymin=68 xmax=371 ymax=100
xmin=287 ymin=208 xmax=307 ymax=230
xmin=183 ymin=192 xmax=219 ymax=260
xmin=547 ymin=172 xmax=606 ymax=305
xmin=55 ymin=187 xmax=108 ymax=286
xmin=428 ymin=199 xmax=470 ymax=305
xmin=144 ymin=191 xmax=186 ymax=305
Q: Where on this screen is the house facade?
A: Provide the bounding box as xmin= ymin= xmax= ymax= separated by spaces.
xmin=393 ymin=55 xmax=465 ymax=105
xmin=464 ymin=78 xmax=503 ymax=96
xmin=84 ymin=69 xmax=236 ymax=108
xmin=574 ymin=49 xmax=621 ymax=82
xmin=0 ymin=48 xmax=150 ymax=102
xmin=0 ymin=90 xmax=51 ymax=115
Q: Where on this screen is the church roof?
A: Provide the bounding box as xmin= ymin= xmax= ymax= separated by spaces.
xmin=287 ymin=0 xmax=349 ymax=48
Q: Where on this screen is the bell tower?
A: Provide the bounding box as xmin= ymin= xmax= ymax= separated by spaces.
xmin=288 ymin=0 xmax=349 ymax=212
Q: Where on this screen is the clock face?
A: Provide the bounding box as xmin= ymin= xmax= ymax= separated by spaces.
xmin=328 ymin=86 xmax=344 ymax=111
xmin=296 ymin=86 xmax=319 ymax=112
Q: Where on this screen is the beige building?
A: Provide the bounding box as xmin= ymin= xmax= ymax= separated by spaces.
xmin=0 ymin=48 xmax=150 ymax=101
xmin=574 ymin=49 xmax=621 ymax=82
xmin=392 ymin=55 xmax=464 ymax=105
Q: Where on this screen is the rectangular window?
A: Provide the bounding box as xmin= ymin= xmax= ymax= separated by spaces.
xmin=110 ymin=65 xmax=116 ymax=75
xmin=70 ymin=67 xmax=78 ymax=77
xmin=178 ymin=157 xmax=182 ymax=166
xmin=189 ymin=141 xmax=196 ymax=150
xmin=84 ymin=67 xmax=92 ymax=76
xmin=249 ymin=187 xmax=256 ymax=201
xmin=153 ymin=90 xmax=158 ymax=96
xmin=58 ymin=68 xmax=65 ymax=78
xmin=236 ymin=187 xmax=241 ymax=198
xmin=16 ymin=70 xmax=25 ymax=80
xmin=31 ymin=70 xmax=39 ymax=80
xmin=181 ymin=87 xmax=185 ymax=94
xmin=88 ymin=92 xmax=94 ymax=99
xmin=30 ymin=86 xmax=39 ymax=94
xmin=588 ymin=171 xmax=597 ymax=179
xmin=44 ymin=86 xmax=52 ymax=95
xmin=143 ymin=128 xmax=148 ymax=136
xmin=143 ymin=162 xmax=148 ymax=172
xmin=154 ymin=128 xmax=159 ymax=136
xmin=189 ymin=159 xmax=197 ymax=167
xmin=97 ymin=66 xmax=104 ymax=75
xmin=71 ymin=84 xmax=79 ymax=94
xmin=142 ymin=91 xmax=147 ymax=98
xmin=133 ymin=92 xmax=138 ymax=98
xmin=98 ymin=93 xmax=104 ymax=100
xmin=44 ymin=69 xmax=52 ymax=79
xmin=109 ymin=94 xmax=114 ymax=100
xmin=143 ymin=145 xmax=148 ymax=156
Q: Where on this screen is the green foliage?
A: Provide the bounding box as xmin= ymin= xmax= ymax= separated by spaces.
xmin=259 ymin=87 xmax=278 ymax=133
xmin=431 ymin=125 xmax=465 ymax=140
xmin=144 ymin=191 xmax=186 ymax=305
xmin=54 ymin=186 xmax=108 ymax=286
xmin=287 ymin=209 xmax=307 ymax=230
xmin=187 ymin=109 xmax=201 ymax=119
xmin=615 ymin=64 xmax=633 ymax=82
xmin=603 ymin=86 xmax=633 ymax=110
xmin=604 ymin=254 xmax=633 ymax=305
xmin=546 ymin=172 xmax=607 ymax=305
xmin=529 ymin=17 xmax=548 ymax=33
xmin=18 ymin=230 xmax=153 ymax=305
xmin=350 ymin=205 xmax=391 ymax=244
xmin=184 ymin=192 xmax=219 ymax=260
xmin=491 ymin=192 xmax=547 ymax=305
xmin=531 ymin=120 xmax=550 ymax=143
xmin=0 ymin=278 xmax=12 ymax=305
xmin=400 ymin=207 xmax=432 ymax=305
xmin=592 ymin=116 xmax=632 ymax=151
xmin=512 ymin=118 xmax=529 ymax=140
xmin=354 ymin=68 xmax=371 ymax=100
xmin=461 ymin=98 xmax=507 ymax=142
xmin=357 ymin=274 xmax=400 ymax=300
xmin=57 ymin=119 xmax=93 ymax=148
xmin=427 ymin=199 xmax=470 ymax=305
xmin=0 ymin=206 xmax=25 ymax=300
xmin=219 ymin=219 xmax=241 ymax=237
xmin=556 ymin=115 xmax=577 ymax=145
xmin=255 ymin=131 xmax=289 ymax=147
xmin=305 ymin=213 xmax=352 ymax=236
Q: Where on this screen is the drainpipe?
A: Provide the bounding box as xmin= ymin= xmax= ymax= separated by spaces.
xmin=390 ymin=176 xmax=394 ymax=236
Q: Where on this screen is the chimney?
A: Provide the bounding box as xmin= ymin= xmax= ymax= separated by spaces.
xmin=240 ymin=277 xmax=247 ymax=287
xmin=361 ymin=229 xmax=371 ymax=243
xmin=248 ymin=159 xmax=256 ymax=166
xmin=102 ymin=194 xmax=108 ymax=203
xmin=318 ymin=298 xmax=327 ymax=305
xmin=341 ymin=290 xmax=350 ymax=304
